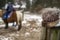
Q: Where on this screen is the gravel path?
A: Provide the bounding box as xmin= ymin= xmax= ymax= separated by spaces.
xmin=0 ymin=12 xmax=46 ymax=40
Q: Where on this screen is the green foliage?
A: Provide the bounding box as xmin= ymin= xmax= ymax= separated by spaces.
xmin=32 ymin=0 xmax=60 ymax=9
xmin=0 ymin=0 xmax=6 ymax=9
xmin=8 ymin=0 xmax=14 ymax=3
xmin=26 ymin=0 xmax=30 ymax=10
xmin=0 ymin=0 xmax=14 ymax=9
xmin=52 ymin=30 xmax=58 ymax=40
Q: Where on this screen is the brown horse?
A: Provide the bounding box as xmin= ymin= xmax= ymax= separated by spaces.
xmin=0 ymin=9 xmax=22 ymax=31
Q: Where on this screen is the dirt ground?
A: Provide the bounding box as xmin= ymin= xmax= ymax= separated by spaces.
xmin=0 ymin=12 xmax=46 ymax=40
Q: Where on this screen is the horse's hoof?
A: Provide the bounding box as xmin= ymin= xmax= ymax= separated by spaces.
xmin=17 ymin=25 xmax=21 ymax=31
xmin=18 ymin=29 xmax=20 ymax=31
xmin=17 ymin=27 xmax=20 ymax=31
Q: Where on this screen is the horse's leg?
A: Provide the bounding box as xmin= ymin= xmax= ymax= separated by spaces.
xmin=18 ymin=20 xmax=22 ymax=31
xmin=12 ymin=22 xmax=15 ymax=26
xmin=16 ymin=11 xmax=22 ymax=31
xmin=12 ymin=22 xmax=17 ymax=26
xmin=5 ymin=19 xmax=8 ymax=29
xmin=12 ymin=21 xmax=15 ymax=26
xmin=16 ymin=19 xmax=22 ymax=31
xmin=5 ymin=22 xmax=8 ymax=29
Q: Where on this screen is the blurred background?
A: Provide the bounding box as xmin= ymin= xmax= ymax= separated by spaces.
xmin=0 ymin=0 xmax=60 ymax=40
xmin=0 ymin=0 xmax=60 ymax=11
